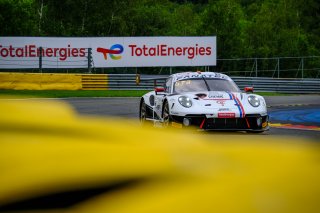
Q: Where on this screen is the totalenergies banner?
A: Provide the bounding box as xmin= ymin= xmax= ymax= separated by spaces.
xmin=0 ymin=37 xmax=216 ymax=69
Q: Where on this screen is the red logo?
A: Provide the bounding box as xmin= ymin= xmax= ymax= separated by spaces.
xmin=218 ymin=113 xmax=235 ymax=118
xmin=97 ymin=44 xmax=123 ymax=60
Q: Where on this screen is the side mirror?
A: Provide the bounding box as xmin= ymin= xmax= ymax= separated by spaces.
xmin=244 ymin=87 xmax=254 ymax=93
xmin=155 ymin=87 xmax=165 ymax=95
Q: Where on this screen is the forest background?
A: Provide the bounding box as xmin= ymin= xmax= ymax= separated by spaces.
xmin=0 ymin=0 xmax=319 ymax=76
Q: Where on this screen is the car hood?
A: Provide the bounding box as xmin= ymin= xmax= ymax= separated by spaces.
xmin=174 ymin=91 xmax=243 ymax=102
xmin=173 ymin=91 xmax=247 ymax=114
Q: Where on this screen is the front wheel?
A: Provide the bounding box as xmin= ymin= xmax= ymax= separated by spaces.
xmin=162 ymin=101 xmax=172 ymax=126
xmin=139 ymin=100 xmax=147 ymax=123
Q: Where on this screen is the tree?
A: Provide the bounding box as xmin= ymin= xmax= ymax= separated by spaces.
xmin=0 ymin=0 xmax=37 ymax=36
xmin=201 ymin=0 xmax=248 ymax=58
xmin=246 ymin=0 xmax=318 ymax=57
xmin=169 ymin=3 xmax=202 ymax=36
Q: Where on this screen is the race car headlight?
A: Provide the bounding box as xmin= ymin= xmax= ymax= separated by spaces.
xmin=248 ymin=95 xmax=260 ymax=107
xmin=178 ymin=96 xmax=192 ymax=108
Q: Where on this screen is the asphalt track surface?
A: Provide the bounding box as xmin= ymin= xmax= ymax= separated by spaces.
xmin=64 ymin=95 xmax=320 ymax=141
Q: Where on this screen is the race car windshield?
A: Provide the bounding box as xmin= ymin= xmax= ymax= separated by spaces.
xmin=174 ymin=78 xmax=240 ymax=93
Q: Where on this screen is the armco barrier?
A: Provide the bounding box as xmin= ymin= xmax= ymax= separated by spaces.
xmin=81 ymin=74 xmax=108 ymax=90
xmin=232 ymin=77 xmax=320 ymax=94
xmin=0 ymin=73 xmax=109 ymax=90
xmin=0 ymin=73 xmax=82 ymax=90
xmin=108 ymin=74 xmax=320 ymax=94
xmin=0 ymin=73 xmax=319 ymax=93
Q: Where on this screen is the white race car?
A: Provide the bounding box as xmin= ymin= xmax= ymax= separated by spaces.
xmin=139 ymin=71 xmax=269 ymax=132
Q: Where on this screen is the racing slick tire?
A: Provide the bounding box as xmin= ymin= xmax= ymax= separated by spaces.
xmin=162 ymin=101 xmax=172 ymax=127
xmin=139 ymin=99 xmax=147 ymax=123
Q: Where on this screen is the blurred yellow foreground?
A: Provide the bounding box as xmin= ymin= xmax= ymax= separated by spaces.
xmin=0 ymin=98 xmax=319 ymax=213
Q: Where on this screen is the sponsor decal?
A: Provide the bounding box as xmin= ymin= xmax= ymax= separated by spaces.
xmin=0 ymin=44 xmax=86 ymax=61
xmin=128 ymin=44 xmax=211 ymax=60
xmin=98 ymin=43 xmax=210 ymax=61
xmin=196 ymin=92 xmax=235 ymax=101
xmin=97 ymin=44 xmax=124 ymax=60
xmin=208 ymin=92 xmax=224 ymax=99
xmin=218 ymin=108 xmax=230 ymax=111
xmin=176 ymin=73 xmax=228 ymax=81
xmin=216 ymin=100 xmax=226 ymax=106
xmin=218 ymin=113 xmax=235 ymax=118
xmin=0 ymin=36 xmax=216 ymax=68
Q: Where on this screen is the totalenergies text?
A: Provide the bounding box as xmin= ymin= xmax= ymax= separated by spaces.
xmin=0 ymin=44 xmax=86 ymax=61
xmin=128 ymin=44 xmax=212 ymax=59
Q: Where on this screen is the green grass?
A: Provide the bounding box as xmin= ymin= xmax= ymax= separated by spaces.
xmin=0 ymin=90 xmax=151 ymax=98
xmin=0 ymin=90 xmax=291 ymax=98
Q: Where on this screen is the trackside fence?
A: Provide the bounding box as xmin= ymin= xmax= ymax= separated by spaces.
xmin=108 ymin=74 xmax=320 ymax=94
xmin=1 ymin=51 xmax=320 ymax=78
xmin=0 ymin=73 xmax=319 ymax=93
xmin=215 ymin=56 xmax=320 ymax=78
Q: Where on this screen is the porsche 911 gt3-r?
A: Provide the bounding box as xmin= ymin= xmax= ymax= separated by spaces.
xmin=139 ymin=71 xmax=269 ymax=132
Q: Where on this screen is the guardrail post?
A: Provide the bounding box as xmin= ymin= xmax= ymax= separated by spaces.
xmin=277 ymin=58 xmax=280 ymax=78
xmin=88 ymin=48 xmax=92 ymax=73
xmin=39 ymin=46 xmax=42 ymax=73
xmin=301 ymin=57 xmax=304 ymax=79
xmin=135 ymin=74 xmax=140 ymax=85
xmin=255 ymin=58 xmax=258 ymax=77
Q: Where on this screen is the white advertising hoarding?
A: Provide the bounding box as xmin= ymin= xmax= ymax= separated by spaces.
xmin=0 ymin=37 xmax=216 ymax=69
